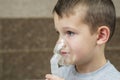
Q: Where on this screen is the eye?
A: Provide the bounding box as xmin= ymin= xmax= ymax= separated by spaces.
xmin=66 ymin=31 xmax=75 ymax=36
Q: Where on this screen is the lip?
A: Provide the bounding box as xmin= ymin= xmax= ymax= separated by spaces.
xmin=60 ymin=50 xmax=69 ymax=56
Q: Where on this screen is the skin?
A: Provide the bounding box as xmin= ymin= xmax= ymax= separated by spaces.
xmin=45 ymin=6 xmax=110 ymax=80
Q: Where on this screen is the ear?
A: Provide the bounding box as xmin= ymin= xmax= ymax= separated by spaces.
xmin=96 ymin=26 xmax=110 ymax=45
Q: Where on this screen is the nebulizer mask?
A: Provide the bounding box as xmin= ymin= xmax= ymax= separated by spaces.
xmin=50 ymin=38 xmax=66 ymax=75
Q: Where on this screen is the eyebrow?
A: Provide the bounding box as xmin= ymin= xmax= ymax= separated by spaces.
xmin=62 ymin=26 xmax=77 ymax=31
xmin=54 ymin=26 xmax=78 ymax=32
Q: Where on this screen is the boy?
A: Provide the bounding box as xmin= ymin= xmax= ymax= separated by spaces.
xmin=45 ymin=0 xmax=120 ymax=80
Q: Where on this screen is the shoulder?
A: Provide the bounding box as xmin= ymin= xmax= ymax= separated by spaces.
xmin=94 ymin=61 xmax=120 ymax=80
xmin=107 ymin=69 xmax=120 ymax=80
xmin=105 ymin=72 xmax=120 ymax=80
xmin=103 ymin=63 xmax=120 ymax=80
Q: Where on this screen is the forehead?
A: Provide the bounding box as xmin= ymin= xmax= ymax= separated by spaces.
xmin=54 ymin=5 xmax=88 ymax=21
xmin=53 ymin=6 xmax=88 ymax=27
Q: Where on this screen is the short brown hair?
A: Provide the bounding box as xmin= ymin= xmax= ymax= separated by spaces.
xmin=53 ymin=0 xmax=116 ymax=41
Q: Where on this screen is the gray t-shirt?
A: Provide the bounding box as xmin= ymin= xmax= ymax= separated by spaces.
xmin=56 ymin=61 xmax=120 ymax=80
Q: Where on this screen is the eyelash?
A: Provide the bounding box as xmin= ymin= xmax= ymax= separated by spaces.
xmin=56 ymin=31 xmax=75 ymax=37
xmin=66 ymin=31 xmax=75 ymax=36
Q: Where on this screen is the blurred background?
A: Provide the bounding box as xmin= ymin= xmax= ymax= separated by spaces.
xmin=0 ymin=0 xmax=120 ymax=80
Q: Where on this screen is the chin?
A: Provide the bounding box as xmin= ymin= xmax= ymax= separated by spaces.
xmin=58 ymin=57 xmax=75 ymax=66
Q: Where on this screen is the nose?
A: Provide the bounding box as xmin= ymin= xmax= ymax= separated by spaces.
xmin=56 ymin=37 xmax=63 ymax=44
xmin=56 ymin=37 xmax=66 ymax=48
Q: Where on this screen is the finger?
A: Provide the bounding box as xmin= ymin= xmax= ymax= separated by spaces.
xmin=45 ymin=74 xmax=58 ymax=80
xmin=45 ymin=74 xmax=64 ymax=80
xmin=45 ymin=74 xmax=52 ymax=79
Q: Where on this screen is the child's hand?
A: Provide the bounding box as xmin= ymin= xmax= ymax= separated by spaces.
xmin=45 ymin=74 xmax=64 ymax=80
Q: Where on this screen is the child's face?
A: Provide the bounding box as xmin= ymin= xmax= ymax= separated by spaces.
xmin=53 ymin=12 xmax=98 ymax=66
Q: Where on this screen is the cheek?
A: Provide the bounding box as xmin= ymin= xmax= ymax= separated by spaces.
xmin=69 ymin=40 xmax=85 ymax=58
xmin=66 ymin=35 xmax=96 ymax=63
xmin=72 ymin=44 xmax=85 ymax=58
xmin=69 ymin=39 xmax=94 ymax=62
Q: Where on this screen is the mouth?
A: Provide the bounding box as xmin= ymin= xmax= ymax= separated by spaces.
xmin=60 ymin=50 xmax=69 ymax=56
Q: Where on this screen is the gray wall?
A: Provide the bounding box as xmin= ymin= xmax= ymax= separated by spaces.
xmin=0 ymin=0 xmax=57 ymax=18
xmin=0 ymin=0 xmax=120 ymax=18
